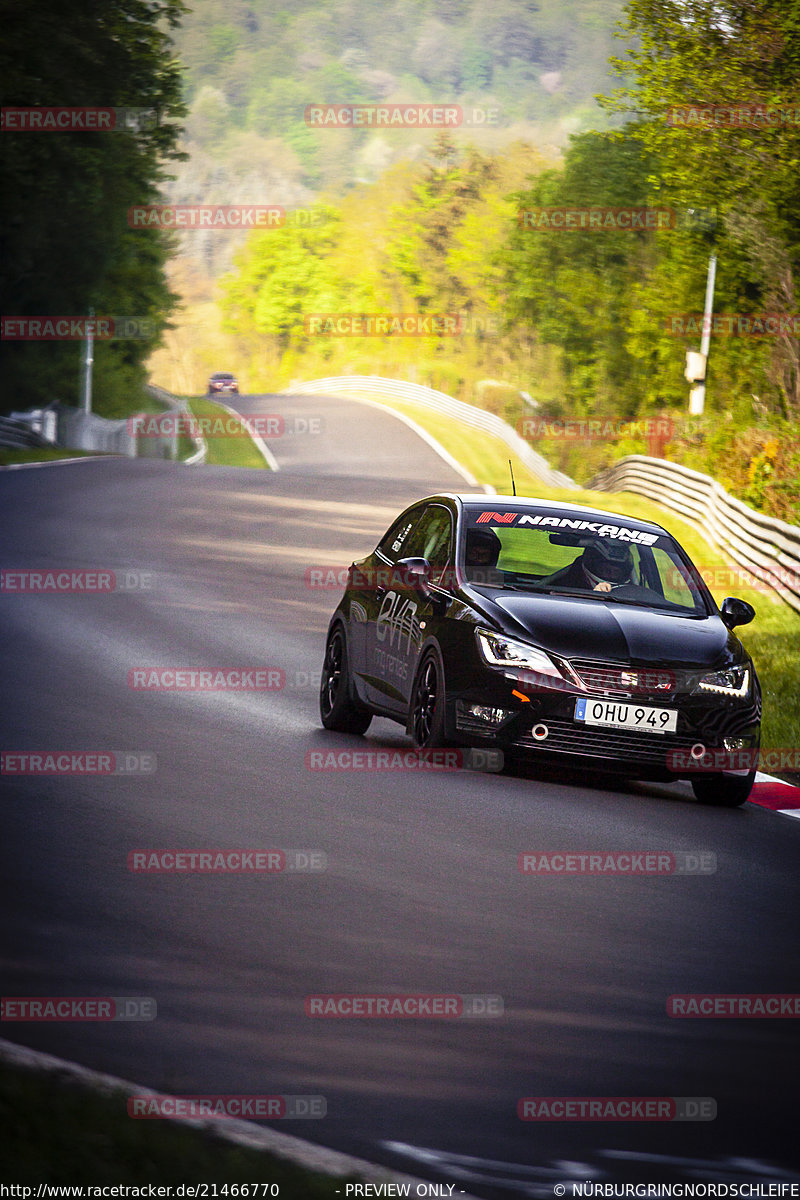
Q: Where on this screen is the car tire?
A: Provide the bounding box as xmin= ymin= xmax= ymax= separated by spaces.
xmin=319 ymin=627 xmax=372 ymax=734
xmin=410 ymin=651 xmax=447 ymax=749
xmin=690 ymin=770 xmax=755 ymax=807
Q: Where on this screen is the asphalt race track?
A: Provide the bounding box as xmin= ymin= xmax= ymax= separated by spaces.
xmin=2 ymin=391 xmax=799 ymax=1195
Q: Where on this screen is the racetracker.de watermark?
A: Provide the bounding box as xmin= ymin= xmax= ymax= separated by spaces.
xmin=304 ymin=313 xmax=499 ymax=336
xmin=666 ymin=313 xmax=800 ymax=336
xmin=1 ymin=751 xmax=156 ymax=775
xmin=1 ymin=317 xmax=154 ymax=340
xmin=127 ymin=849 xmax=326 ymax=872
xmin=129 ymin=414 xmax=324 ymax=438
xmin=305 ymin=994 xmax=503 ymax=1017
xmin=511 ymin=665 xmax=677 ymax=698
xmin=1 ymin=997 xmax=156 ymax=1021
xmin=128 ymin=668 xmax=285 ymax=691
xmin=305 ymin=748 xmax=503 ymax=773
xmin=128 ymin=1095 xmax=325 ymax=1119
xmin=666 ymin=748 xmax=800 ymax=773
xmin=518 ymin=418 xmax=683 ymax=440
xmin=305 ymin=564 xmax=480 ymax=590
xmin=667 ymin=994 xmax=800 ymax=1017
xmin=667 ymin=103 xmax=800 ymax=128
xmin=304 ymin=103 xmax=498 ymax=127
xmin=518 ymin=851 xmax=716 ymax=875
xmin=1 ymin=569 xmax=153 ymax=593
xmin=666 ymin=564 xmax=800 ymax=594
xmin=128 ymin=205 xmax=285 ymax=229
xmin=1 ymin=107 xmax=158 ymax=132
xmin=518 ymin=207 xmax=677 ymax=232
xmin=518 ymin=1097 xmax=716 ymax=1121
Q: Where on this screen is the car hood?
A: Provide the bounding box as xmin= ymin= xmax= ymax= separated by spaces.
xmin=474 ymin=590 xmax=738 ymax=668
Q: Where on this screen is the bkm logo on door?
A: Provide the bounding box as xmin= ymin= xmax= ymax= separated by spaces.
xmin=376 ymin=590 xmax=420 ymax=654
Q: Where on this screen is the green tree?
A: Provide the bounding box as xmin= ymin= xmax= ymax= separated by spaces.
xmin=0 ymin=0 xmax=186 ymax=414
xmin=504 ymin=131 xmax=658 ymax=410
xmin=602 ymin=0 xmax=800 ymax=413
xmin=385 ymin=135 xmax=498 ymax=311
xmin=221 ymin=206 xmax=347 ymax=349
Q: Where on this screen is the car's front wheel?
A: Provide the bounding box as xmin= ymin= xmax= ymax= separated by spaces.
xmin=410 ymin=652 xmax=447 ymax=748
xmin=319 ymin=627 xmax=372 ymax=734
xmin=691 ymin=770 xmax=755 ymax=807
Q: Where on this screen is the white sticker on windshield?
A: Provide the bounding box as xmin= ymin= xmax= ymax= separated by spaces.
xmin=516 ymin=514 xmax=659 ymax=545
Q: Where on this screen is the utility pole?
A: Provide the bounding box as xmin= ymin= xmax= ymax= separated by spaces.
xmin=684 ymin=209 xmax=717 ymax=416
xmin=81 ymin=307 xmax=94 ymax=414
xmin=687 ymin=252 xmax=716 ymax=415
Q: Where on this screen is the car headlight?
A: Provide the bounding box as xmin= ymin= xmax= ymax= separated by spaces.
xmin=695 ymin=665 xmax=750 ymax=698
xmin=476 ymin=629 xmax=563 ymax=681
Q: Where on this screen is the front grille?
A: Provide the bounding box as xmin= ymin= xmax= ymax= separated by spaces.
xmin=514 ymin=717 xmax=699 ymax=766
xmin=567 ymin=658 xmax=680 ymax=701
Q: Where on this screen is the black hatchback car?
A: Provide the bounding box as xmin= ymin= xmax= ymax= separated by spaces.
xmin=319 ymin=494 xmax=761 ymax=806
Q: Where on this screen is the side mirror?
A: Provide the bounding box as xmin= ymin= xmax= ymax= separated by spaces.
xmin=394 ymin=557 xmax=432 ymax=598
xmin=720 ymin=596 xmax=755 ymax=629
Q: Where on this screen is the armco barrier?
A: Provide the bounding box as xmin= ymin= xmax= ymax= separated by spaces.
xmin=590 ymin=456 xmax=800 ymax=614
xmin=0 ymin=414 xmax=50 ymax=450
xmin=145 ymin=384 xmax=206 ymax=464
xmin=285 ymin=375 xmax=577 ymax=490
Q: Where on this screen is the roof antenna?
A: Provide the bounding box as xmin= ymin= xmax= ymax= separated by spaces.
xmin=509 ymin=459 xmax=516 ymax=496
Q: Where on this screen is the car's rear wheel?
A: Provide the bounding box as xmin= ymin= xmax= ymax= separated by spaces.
xmin=691 ymin=770 xmax=755 ymax=807
xmin=319 ymin=628 xmax=372 ymax=733
xmin=410 ymin=652 xmax=447 ymax=748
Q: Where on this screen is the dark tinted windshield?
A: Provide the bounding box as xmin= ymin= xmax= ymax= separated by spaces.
xmin=461 ymin=508 xmax=709 ymax=614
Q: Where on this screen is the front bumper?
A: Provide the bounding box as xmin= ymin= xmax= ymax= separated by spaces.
xmin=448 ymin=665 xmax=761 ymax=781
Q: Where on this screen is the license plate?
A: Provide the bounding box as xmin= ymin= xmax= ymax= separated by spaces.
xmin=574 ymin=697 xmax=677 ymax=734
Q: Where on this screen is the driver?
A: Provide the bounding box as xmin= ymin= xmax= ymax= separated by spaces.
xmin=465 ymin=528 xmax=502 ymax=567
xmin=551 ymin=539 xmax=635 ymax=592
xmin=464 ymin=528 xmax=503 ymax=583
xmin=579 ymin=540 xmax=634 ymax=591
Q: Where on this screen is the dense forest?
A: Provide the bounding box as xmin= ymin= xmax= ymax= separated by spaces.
xmin=161 ymin=0 xmax=628 ymax=284
xmin=173 ymin=0 xmax=625 ymax=188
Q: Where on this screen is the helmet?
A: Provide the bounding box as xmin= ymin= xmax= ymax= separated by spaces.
xmin=465 ymin=528 xmax=502 ymax=568
xmin=582 ymin=540 xmax=634 ymax=588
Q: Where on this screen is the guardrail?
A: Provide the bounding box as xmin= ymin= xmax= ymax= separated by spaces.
xmin=145 ymin=385 xmax=207 ymax=464
xmin=286 ymin=375 xmax=578 ymax=491
xmin=590 ymin=456 xmax=800 ymax=614
xmin=0 ymin=415 xmax=50 ymax=450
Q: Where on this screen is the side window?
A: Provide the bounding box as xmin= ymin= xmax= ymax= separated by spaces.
xmin=651 ymin=547 xmax=702 ymax=606
xmin=377 ymin=508 xmax=424 ymax=563
xmin=403 ymin=505 xmax=453 ymax=582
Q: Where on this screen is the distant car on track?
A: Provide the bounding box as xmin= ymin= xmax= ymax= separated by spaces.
xmin=207 ymin=371 xmax=239 ymax=395
xmin=319 ymin=493 xmax=761 ymax=806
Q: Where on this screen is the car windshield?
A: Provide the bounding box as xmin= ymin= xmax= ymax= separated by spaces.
xmin=461 ymin=509 xmax=709 ymax=614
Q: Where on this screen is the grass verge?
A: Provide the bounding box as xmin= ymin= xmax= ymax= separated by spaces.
xmin=0 ymin=1061 xmax=347 ymax=1194
xmin=353 ymin=391 xmax=800 ymax=777
xmin=185 ymin=396 xmax=270 ymax=469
